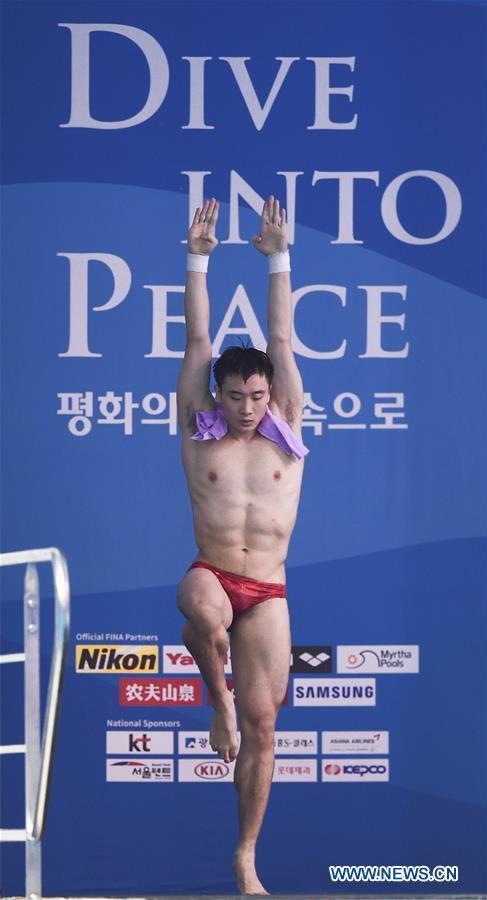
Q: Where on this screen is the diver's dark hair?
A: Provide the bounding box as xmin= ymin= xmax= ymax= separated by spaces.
xmin=213 ymin=339 xmax=274 ymax=389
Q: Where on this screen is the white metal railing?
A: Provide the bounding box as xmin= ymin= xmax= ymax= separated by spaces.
xmin=0 ymin=547 xmax=70 ymax=900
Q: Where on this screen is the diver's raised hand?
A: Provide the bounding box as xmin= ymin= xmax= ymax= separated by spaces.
xmin=251 ymin=195 xmax=288 ymax=256
xmin=188 ymin=198 xmax=219 ymax=255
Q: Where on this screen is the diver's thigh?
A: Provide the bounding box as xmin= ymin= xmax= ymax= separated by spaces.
xmin=230 ymin=597 xmax=291 ymax=714
xmin=177 ymin=568 xmax=233 ymax=631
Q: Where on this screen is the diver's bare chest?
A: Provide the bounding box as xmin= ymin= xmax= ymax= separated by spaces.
xmin=183 ymin=433 xmax=301 ymax=494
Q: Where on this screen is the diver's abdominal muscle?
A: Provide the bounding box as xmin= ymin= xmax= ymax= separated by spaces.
xmin=193 ymin=497 xmax=294 ymax=546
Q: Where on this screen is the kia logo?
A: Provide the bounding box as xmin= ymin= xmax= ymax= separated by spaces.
xmin=195 ymin=761 xmax=230 ymax=779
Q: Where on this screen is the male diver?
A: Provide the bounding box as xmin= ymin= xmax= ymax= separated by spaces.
xmin=176 ymin=195 xmax=308 ymax=895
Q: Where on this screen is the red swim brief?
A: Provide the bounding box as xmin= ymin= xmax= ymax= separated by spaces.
xmin=187 ymin=561 xmax=286 ymax=625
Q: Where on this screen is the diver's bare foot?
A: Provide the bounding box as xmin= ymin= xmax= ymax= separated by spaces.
xmin=232 ymin=847 xmax=270 ymax=895
xmin=209 ymin=694 xmax=238 ymax=763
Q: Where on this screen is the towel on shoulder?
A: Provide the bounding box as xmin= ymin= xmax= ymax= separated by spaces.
xmin=190 ymin=402 xmax=309 ymax=460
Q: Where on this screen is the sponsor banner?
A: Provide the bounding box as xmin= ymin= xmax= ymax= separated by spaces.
xmin=179 ymin=758 xmax=236 ymax=782
xmin=106 ymin=730 xmax=174 ymax=754
xmin=178 ymin=731 xmax=240 ymax=755
xmin=290 ymin=646 xmax=332 ymax=673
xmin=177 ymin=730 xmax=317 ymax=755
xmin=293 ymin=678 xmax=376 ymax=706
xmin=120 ymin=678 xmax=203 ymax=706
xmin=337 ymin=645 xmax=419 ymax=673
xmin=322 ymin=731 xmax=389 ymax=755
xmin=179 ymin=731 xmax=219 ymax=755
xmin=178 ymin=757 xmax=318 ymax=782
xmin=107 ymin=718 xmax=181 ymax=729
xmin=322 ymin=758 xmax=390 ymax=782
xmin=206 ymin=681 xmax=289 ymax=706
xmin=273 ymin=759 xmax=318 ymax=782
xmin=163 ymin=644 xmax=232 ymax=674
xmin=106 ymin=758 xmax=174 ymax=782
xmin=76 ymin=644 xmax=159 ymax=673
xmin=76 ymin=632 xmax=159 ymax=643
xmin=166 ymin=644 xmax=332 ymax=677
xmin=275 ymin=731 xmax=318 ymax=754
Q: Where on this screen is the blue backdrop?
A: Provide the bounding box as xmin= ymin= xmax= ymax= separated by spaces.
xmin=1 ymin=0 xmax=486 ymax=895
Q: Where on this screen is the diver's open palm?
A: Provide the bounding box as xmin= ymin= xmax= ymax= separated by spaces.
xmin=188 ymin=198 xmax=219 ymax=255
xmin=252 ymin=195 xmax=288 ymax=256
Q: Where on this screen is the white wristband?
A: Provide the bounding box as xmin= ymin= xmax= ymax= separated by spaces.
xmin=187 ymin=252 xmax=209 ymax=273
xmin=268 ymin=250 xmax=291 ymax=274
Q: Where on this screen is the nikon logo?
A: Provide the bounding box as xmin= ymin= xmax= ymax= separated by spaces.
xmin=76 ymin=644 xmax=158 ymax=673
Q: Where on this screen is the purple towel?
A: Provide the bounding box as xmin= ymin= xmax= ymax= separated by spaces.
xmin=190 ymin=402 xmax=309 ymax=459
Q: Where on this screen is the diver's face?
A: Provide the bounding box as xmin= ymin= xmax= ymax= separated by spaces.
xmin=216 ymin=374 xmax=271 ymax=433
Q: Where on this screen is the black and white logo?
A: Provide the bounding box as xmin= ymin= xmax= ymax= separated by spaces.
xmin=290 ymin=646 xmax=332 ymax=673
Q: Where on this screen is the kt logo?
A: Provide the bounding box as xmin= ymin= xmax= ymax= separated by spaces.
xmin=290 ymin=646 xmax=332 ymax=673
xmin=129 ymin=733 xmax=151 ymax=752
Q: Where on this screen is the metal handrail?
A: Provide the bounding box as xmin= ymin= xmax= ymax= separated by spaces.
xmin=0 ymin=547 xmax=70 ymax=843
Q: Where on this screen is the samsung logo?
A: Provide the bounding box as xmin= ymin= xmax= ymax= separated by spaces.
xmin=293 ymin=678 xmax=376 ymax=706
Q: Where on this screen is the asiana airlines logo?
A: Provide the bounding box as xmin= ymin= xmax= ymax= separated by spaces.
xmin=76 ymin=644 xmax=159 ymax=673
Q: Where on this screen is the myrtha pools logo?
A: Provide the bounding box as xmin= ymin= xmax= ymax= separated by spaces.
xmin=337 ymin=645 xmax=419 ymax=673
